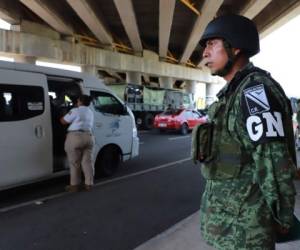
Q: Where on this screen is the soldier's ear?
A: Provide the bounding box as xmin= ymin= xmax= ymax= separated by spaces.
xmin=233 ymin=48 xmax=241 ymax=56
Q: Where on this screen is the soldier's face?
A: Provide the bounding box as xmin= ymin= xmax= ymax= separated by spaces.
xmin=202 ymin=39 xmax=228 ymax=75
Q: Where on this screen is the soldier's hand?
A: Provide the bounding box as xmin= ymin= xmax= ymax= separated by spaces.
xmin=198 ymin=154 xmax=205 ymax=162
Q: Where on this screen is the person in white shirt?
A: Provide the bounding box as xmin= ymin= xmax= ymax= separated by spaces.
xmin=60 ymin=94 xmax=95 ymax=192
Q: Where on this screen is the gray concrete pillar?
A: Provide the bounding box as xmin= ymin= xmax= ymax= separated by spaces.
xmin=14 ymin=55 xmax=37 ymax=64
xmin=205 ymin=83 xmax=214 ymax=97
xmin=184 ymin=80 xmax=197 ymax=94
xmin=143 ymin=74 xmax=150 ymax=84
xmin=126 ymin=71 xmax=141 ymax=84
xmin=205 ymin=83 xmax=220 ymax=106
xmin=82 ymin=65 xmax=117 ymax=84
xmin=184 ymin=80 xmax=197 ymax=108
xmin=159 ymin=76 xmax=173 ymax=89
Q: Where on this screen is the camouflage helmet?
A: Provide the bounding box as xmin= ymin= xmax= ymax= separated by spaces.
xmin=200 ymin=14 xmax=260 ymax=57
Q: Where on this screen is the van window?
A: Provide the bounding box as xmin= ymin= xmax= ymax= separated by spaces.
xmin=0 ymin=84 xmax=44 ymax=121
xmin=48 ymin=81 xmax=81 ymax=114
xmin=91 ymin=91 xmax=124 ymax=115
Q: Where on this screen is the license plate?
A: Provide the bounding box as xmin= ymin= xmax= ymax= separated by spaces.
xmin=159 ymin=123 xmax=167 ymax=127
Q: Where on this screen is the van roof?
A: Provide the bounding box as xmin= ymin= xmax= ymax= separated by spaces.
xmin=0 ymin=60 xmax=111 ymax=91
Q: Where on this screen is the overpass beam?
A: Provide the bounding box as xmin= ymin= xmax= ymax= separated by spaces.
xmin=114 ymin=0 xmax=143 ymax=53
xmin=82 ymin=65 xmax=98 ymax=77
xmin=66 ymin=0 xmax=113 ymax=46
xmin=0 ymin=30 xmax=213 ymax=82
xmin=19 ymin=0 xmax=73 ymax=35
xmin=159 ymin=0 xmax=176 ymax=58
xmin=14 ymin=55 xmax=36 ymax=64
xmin=180 ymin=0 xmax=223 ymax=63
xmin=0 ymin=1 xmax=19 ymax=24
xmin=240 ymin=0 xmax=272 ymax=19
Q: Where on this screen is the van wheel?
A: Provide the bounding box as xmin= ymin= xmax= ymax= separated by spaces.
xmin=95 ymin=145 xmax=121 ymax=177
xmin=180 ymin=123 xmax=188 ymax=135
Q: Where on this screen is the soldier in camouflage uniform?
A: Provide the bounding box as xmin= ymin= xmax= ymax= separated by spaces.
xmin=197 ymin=15 xmax=296 ymax=249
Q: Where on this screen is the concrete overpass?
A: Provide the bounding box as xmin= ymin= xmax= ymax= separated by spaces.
xmin=0 ymin=0 xmax=300 ymax=99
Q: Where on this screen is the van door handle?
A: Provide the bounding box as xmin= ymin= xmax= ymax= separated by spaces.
xmin=35 ymin=125 xmax=43 ymax=138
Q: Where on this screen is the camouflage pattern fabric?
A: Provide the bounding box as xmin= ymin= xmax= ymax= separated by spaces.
xmin=200 ymin=63 xmax=296 ymax=250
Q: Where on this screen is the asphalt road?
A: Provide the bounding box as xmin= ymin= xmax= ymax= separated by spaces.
xmin=0 ymin=130 xmax=205 ymax=250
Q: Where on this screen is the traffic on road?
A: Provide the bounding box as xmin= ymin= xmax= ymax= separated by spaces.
xmin=0 ymin=130 xmax=205 ymax=250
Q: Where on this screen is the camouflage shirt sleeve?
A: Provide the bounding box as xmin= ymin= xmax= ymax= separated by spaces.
xmin=233 ymin=72 xmax=296 ymax=228
xmin=252 ymin=142 xmax=295 ymax=228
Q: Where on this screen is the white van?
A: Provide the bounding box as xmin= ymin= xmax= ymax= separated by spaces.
xmin=0 ymin=61 xmax=139 ymax=190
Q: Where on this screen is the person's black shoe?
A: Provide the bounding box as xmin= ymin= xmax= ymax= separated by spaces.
xmin=83 ymin=185 xmax=92 ymax=191
xmin=65 ymin=185 xmax=80 ymax=193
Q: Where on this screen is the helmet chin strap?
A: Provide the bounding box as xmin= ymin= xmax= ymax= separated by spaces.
xmin=213 ymin=40 xmax=236 ymax=77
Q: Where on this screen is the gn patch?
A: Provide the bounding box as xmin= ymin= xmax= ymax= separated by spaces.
xmin=246 ymin=111 xmax=285 ymax=142
xmin=243 ymin=84 xmax=270 ymax=115
xmin=241 ymin=81 xmax=286 ymax=143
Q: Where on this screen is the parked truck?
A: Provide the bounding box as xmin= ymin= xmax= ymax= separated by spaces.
xmin=108 ymin=83 xmax=194 ymax=129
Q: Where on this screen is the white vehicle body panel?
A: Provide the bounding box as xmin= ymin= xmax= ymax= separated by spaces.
xmin=0 ymin=69 xmax=52 ymax=186
xmin=0 ymin=61 xmax=139 ymax=190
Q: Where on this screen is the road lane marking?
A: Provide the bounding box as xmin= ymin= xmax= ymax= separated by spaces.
xmin=168 ymin=135 xmax=190 ymax=140
xmin=98 ymin=157 xmax=191 ymax=186
xmin=0 ymin=192 xmax=67 ymax=213
xmin=0 ymin=157 xmax=192 ymax=213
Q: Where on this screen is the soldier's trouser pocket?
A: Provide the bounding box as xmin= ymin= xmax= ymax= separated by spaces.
xmin=196 ymin=122 xmax=214 ymax=162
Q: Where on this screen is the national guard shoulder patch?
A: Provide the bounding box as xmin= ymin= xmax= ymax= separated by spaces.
xmin=241 ymin=81 xmax=286 ymax=144
xmin=243 ymin=84 xmax=270 ymax=115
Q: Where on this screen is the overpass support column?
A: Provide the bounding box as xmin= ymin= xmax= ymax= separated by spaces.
xmin=184 ymin=80 xmax=197 ymax=95
xmin=184 ymin=80 xmax=197 ymax=108
xmin=126 ymin=71 xmax=141 ymax=84
xmin=205 ymin=83 xmax=219 ymax=106
xmin=14 ymin=55 xmax=37 ymax=64
xmin=159 ymin=76 xmax=173 ymax=89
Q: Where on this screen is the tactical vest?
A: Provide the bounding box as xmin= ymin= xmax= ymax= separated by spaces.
xmin=192 ymin=66 xmax=296 ymax=180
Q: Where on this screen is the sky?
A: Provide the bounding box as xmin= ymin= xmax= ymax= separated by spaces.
xmin=0 ymin=18 xmax=10 ymax=30
xmin=252 ymin=14 xmax=300 ymax=98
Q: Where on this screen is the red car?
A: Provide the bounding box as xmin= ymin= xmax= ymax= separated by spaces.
xmin=153 ymin=109 xmax=207 ymax=135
